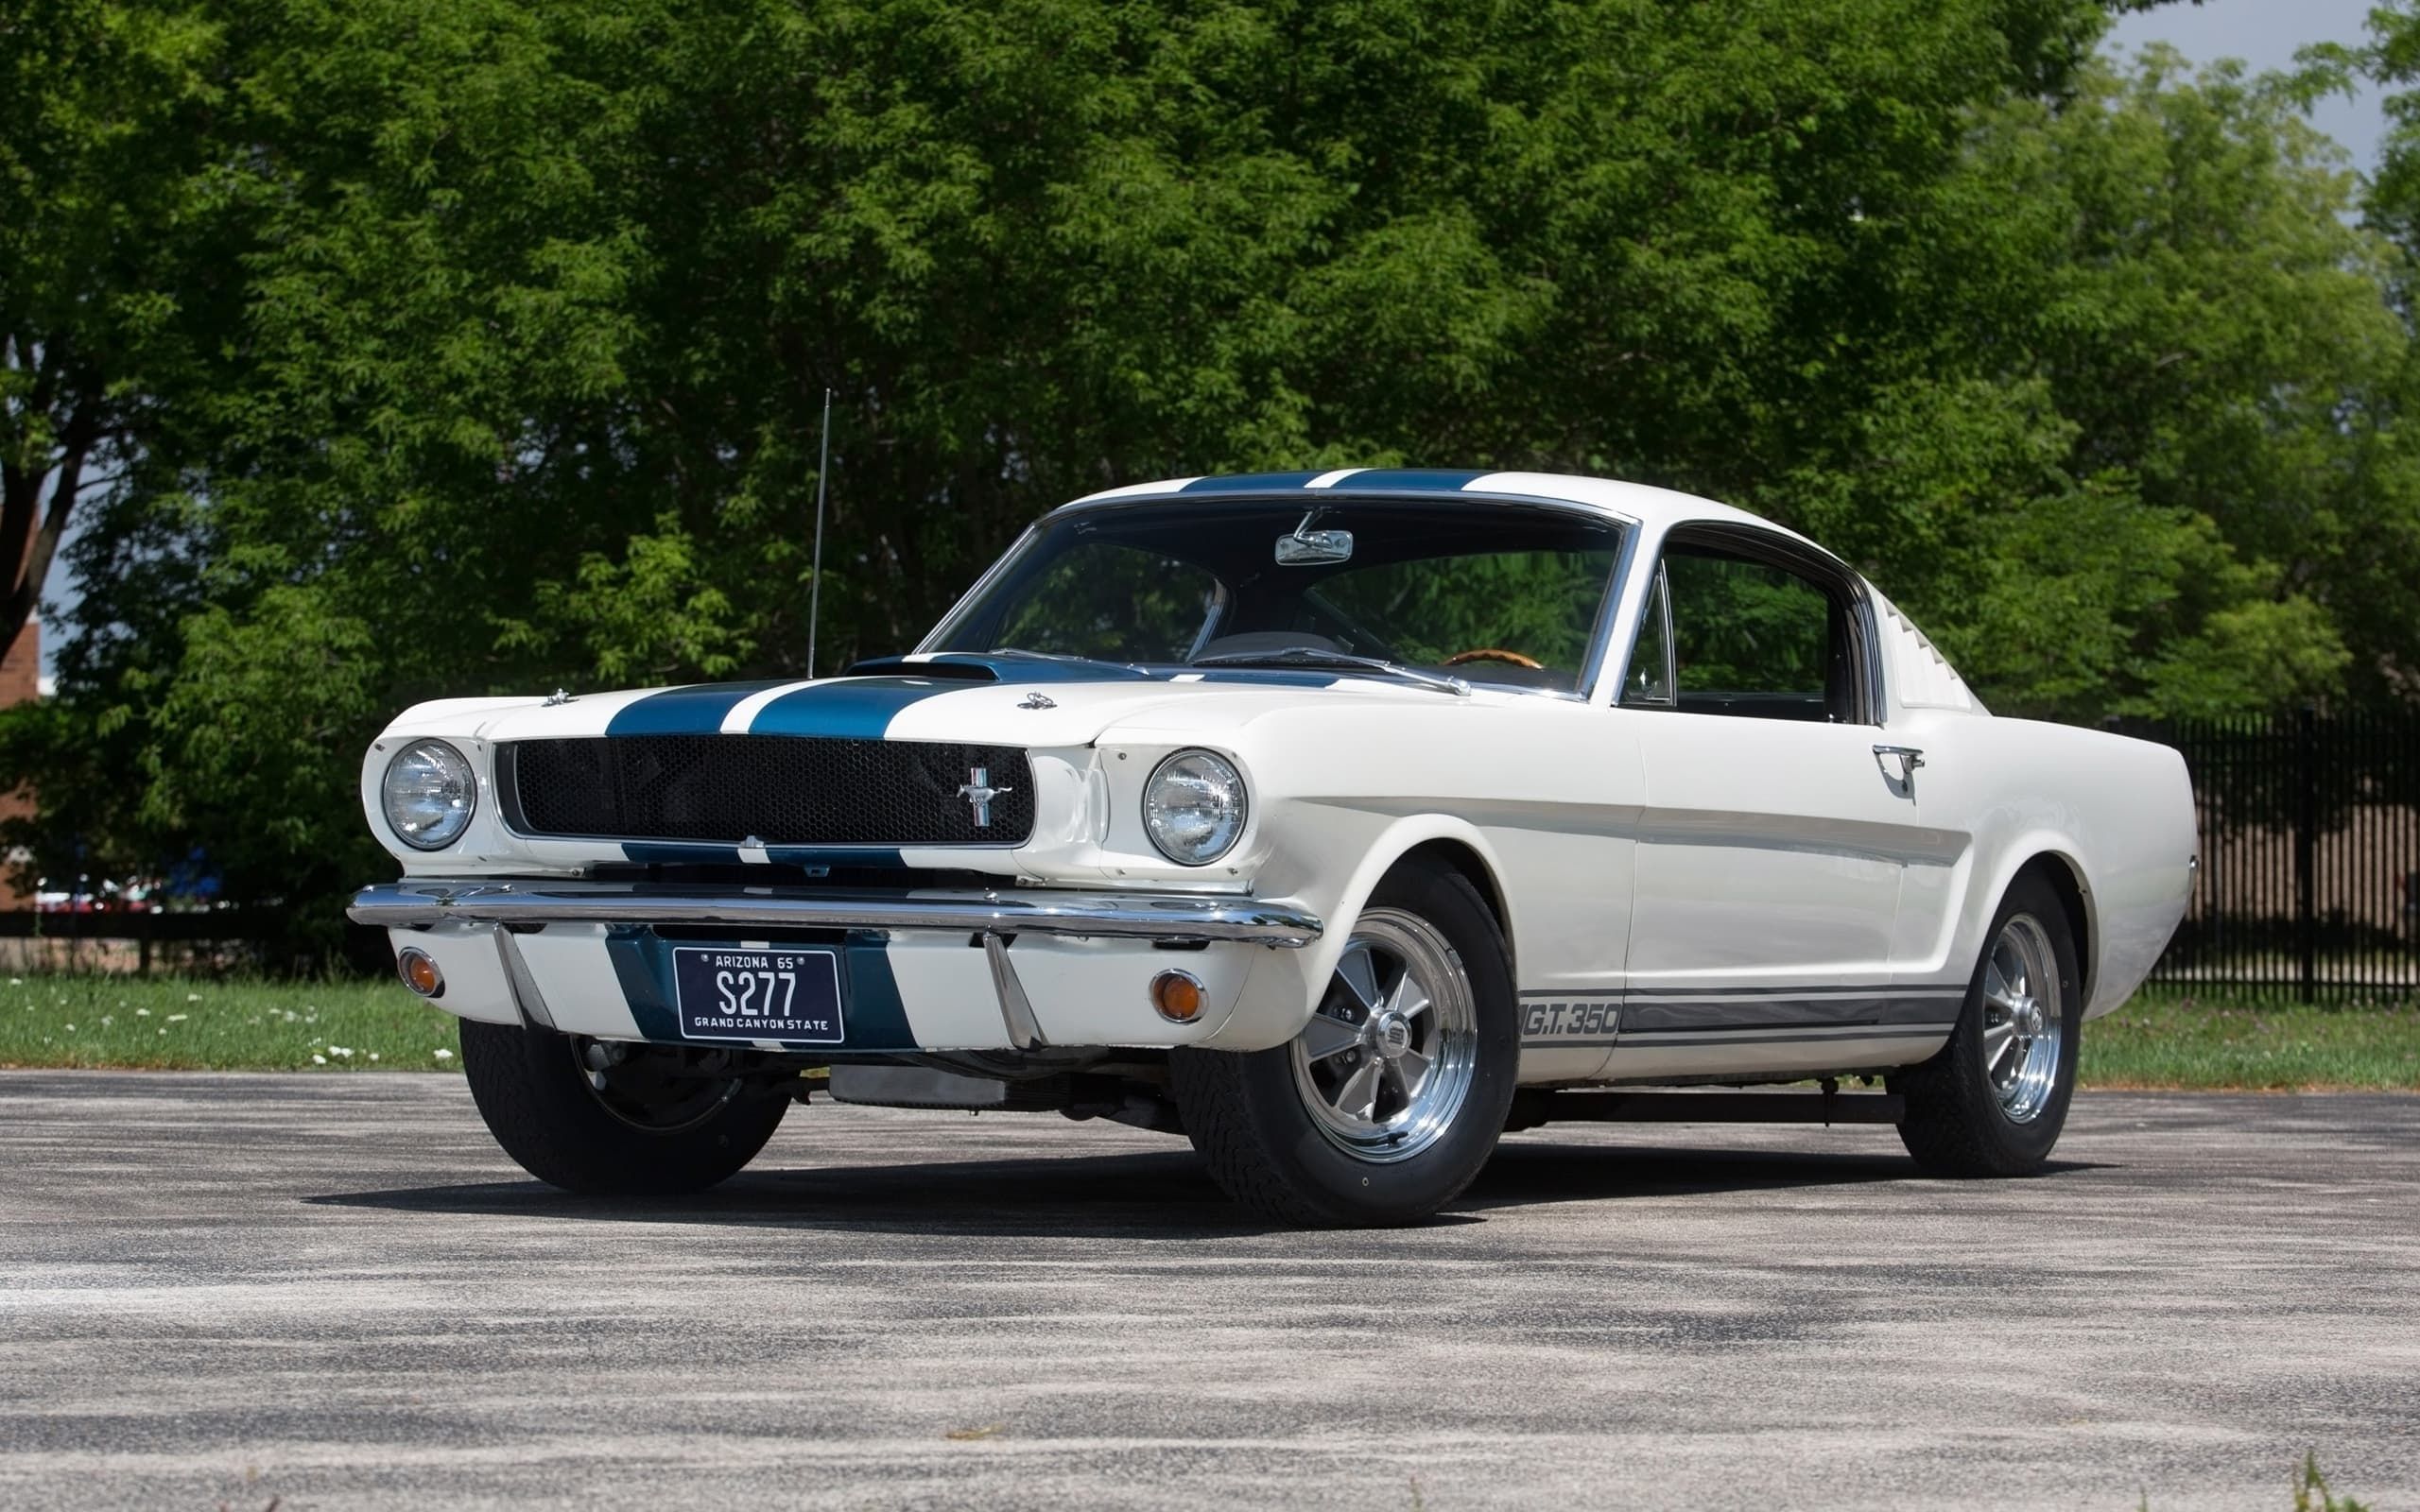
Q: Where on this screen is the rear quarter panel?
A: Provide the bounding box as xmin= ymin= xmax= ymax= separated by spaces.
xmin=1893 ymin=711 xmax=2196 ymax=1018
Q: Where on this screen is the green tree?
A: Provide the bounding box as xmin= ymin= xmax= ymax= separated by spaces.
xmin=0 ymin=0 xmax=234 ymax=654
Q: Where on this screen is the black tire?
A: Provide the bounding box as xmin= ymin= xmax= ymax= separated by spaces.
xmin=458 ymin=1019 xmax=790 ymax=1195
xmin=1893 ymin=873 xmax=2082 ymax=1177
xmin=1170 ymin=859 xmax=1519 ymax=1227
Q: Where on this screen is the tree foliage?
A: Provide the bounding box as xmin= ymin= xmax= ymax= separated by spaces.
xmin=5 ymin=0 xmax=2419 ymax=959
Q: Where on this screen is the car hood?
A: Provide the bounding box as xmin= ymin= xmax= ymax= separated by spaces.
xmin=396 ymin=653 xmax=1488 ymax=750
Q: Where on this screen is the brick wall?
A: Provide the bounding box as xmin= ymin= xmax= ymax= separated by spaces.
xmin=0 ymin=619 xmax=34 ymax=906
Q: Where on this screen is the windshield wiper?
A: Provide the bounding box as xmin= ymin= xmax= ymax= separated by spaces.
xmin=1190 ymin=647 xmax=1470 ymax=697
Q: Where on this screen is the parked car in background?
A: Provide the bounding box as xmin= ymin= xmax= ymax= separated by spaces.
xmin=32 ymin=877 xmax=154 ymax=914
xmin=351 ymin=470 xmax=2198 ymax=1226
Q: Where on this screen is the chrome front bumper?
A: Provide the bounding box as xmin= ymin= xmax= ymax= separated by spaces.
xmin=350 ymin=880 xmax=1323 ymax=1054
xmin=347 ymin=880 xmax=1323 ymax=945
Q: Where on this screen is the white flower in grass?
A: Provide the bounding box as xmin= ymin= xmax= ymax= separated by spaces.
xmin=433 ymin=1048 xmax=454 ymax=1060
xmin=184 ymin=993 xmax=200 ymax=1003
xmin=6 ymin=978 xmax=18 ymax=986
xmin=329 ymin=1046 xmax=353 ymax=1058
xmin=100 ymin=1016 xmax=112 ymax=1026
xmin=166 ymin=1014 xmax=186 ymax=1022
xmin=368 ymin=1053 xmax=380 ymax=1062
xmin=311 ymin=1054 xmax=327 ymax=1065
xmin=63 ymin=1023 xmax=74 ymax=1032
xmin=135 ymin=1008 xmax=150 ymax=1018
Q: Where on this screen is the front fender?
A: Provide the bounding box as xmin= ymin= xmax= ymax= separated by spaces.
xmin=1200 ymin=809 xmax=1514 ymax=1051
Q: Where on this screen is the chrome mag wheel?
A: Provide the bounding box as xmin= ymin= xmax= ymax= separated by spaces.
xmin=1288 ymin=908 xmax=1480 ymax=1163
xmin=1981 ymin=915 xmax=2064 ymax=1124
xmin=570 ymin=1037 xmax=745 ymax=1135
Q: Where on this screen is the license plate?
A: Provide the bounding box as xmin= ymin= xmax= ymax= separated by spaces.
xmin=670 ymin=946 xmax=845 ymax=1044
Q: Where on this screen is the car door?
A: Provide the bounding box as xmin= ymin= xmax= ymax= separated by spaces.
xmin=1615 ymin=525 xmax=1944 ymax=1050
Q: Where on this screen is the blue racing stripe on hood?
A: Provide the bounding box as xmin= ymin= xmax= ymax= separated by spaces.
xmin=747 ymin=678 xmax=966 ymax=739
xmin=605 ymin=680 xmax=789 ymax=736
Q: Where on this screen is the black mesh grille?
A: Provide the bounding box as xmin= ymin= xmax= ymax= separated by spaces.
xmin=502 ymin=735 xmax=1036 ymax=847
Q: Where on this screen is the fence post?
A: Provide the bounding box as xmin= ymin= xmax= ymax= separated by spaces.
xmin=2295 ymin=704 xmax=2317 ymax=1003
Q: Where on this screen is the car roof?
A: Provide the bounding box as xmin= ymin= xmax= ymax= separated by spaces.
xmin=1061 ymin=468 xmax=1816 ymax=548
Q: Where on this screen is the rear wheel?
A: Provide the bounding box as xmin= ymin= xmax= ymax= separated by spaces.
xmin=1171 ymin=859 xmax=1518 ymax=1226
xmin=1893 ymin=873 xmax=2081 ymax=1177
xmin=458 ymin=1019 xmax=791 ymax=1194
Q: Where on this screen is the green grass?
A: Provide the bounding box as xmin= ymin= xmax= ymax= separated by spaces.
xmin=2082 ymin=988 xmax=2420 ymax=1091
xmin=0 ymin=972 xmax=462 ymax=1072
xmin=0 ymin=974 xmax=2414 ymax=1090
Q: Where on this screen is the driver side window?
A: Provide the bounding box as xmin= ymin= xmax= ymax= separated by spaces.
xmin=1621 ymin=536 xmax=1867 ymax=723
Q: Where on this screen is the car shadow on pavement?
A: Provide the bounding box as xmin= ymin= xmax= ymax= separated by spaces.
xmin=313 ymin=1147 xmax=1296 ymax=1240
xmin=1464 ymin=1139 xmax=2102 ymax=1211
xmin=310 ymin=1133 xmax=2100 ymax=1237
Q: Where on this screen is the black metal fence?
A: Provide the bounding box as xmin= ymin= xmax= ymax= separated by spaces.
xmin=2130 ymin=710 xmax=2420 ymax=1002
xmin=0 ymin=908 xmax=285 ymax=975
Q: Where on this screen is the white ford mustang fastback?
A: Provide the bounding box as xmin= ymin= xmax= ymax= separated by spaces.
xmin=352 ymin=469 xmax=2196 ymax=1225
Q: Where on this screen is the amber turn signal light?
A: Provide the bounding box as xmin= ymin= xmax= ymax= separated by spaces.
xmin=397 ymin=947 xmax=445 ymax=999
xmin=1150 ymin=969 xmax=1204 ymax=1023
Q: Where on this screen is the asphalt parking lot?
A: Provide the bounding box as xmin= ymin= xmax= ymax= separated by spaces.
xmin=0 ymin=1074 xmax=2412 ymax=1511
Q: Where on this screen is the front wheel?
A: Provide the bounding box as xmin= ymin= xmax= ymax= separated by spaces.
xmin=1170 ymin=859 xmax=1519 ymax=1227
xmin=1893 ymin=873 xmax=2082 ymax=1177
xmin=458 ymin=1019 xmax=792 ymax=1195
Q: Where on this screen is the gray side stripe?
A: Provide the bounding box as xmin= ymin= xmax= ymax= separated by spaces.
xmin=1619 ymin=996 xmax=1957 ymax=1033
xmin=1618 ymin=1024 xmax=1953 ymax=1049
xmin=1604 ymin=984 xmax=1964 ymax=999
xmin=1517 ymin=984 xmax=1964 ymax=1002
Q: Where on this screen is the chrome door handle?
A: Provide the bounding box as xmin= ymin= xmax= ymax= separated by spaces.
xmin=1873 ymin=745 xmax=1925 ymax=791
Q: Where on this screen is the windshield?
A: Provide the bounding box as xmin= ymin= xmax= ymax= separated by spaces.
xmin=925 ymin=498 xmax=1627 ymax=693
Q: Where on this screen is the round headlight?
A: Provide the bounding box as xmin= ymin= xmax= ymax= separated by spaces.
xmin=1142 ymin=749 xmax=1248 ymax=866
xmin=382 ymin=740 xmax=477 ymax=850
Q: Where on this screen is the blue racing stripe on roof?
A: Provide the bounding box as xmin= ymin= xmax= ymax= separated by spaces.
xmin=1322 ymin=469 xmax=1486 ymax=491
xmin=604 ymin=681 xmax=788 ymax=736
xmin=1179 ymin=472 xmax=1331 ymax=493
xmin=747 ymin=679 xmax=963 ymax=739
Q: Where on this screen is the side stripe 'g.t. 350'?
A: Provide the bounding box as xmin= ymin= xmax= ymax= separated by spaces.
xmin=351 ymin=470 xmax=2195 ymax=1226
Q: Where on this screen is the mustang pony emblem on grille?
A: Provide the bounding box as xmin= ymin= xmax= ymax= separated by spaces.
xmin=956 ymin=766 xmax=1013 ymax=829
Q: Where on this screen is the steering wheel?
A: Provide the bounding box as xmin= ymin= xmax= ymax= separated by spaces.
xmin=1442 ymin=647 xmax=1545 ymax=669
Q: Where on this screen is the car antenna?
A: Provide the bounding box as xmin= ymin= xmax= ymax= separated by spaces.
xmin=806 ymin=386 xmax=833 ymax=679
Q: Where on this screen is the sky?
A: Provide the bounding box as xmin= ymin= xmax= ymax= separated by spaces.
xmin=2104 ymin=0 xmax=2390 ymax=165
xmin=26 ymin=0 xmax=2404 ymax=689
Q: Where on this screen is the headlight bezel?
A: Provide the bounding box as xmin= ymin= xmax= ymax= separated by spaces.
xmin=1141 ymin=748 xmax=1250 ymax=867
xmin=381 ymin=738 xmax=479 ymax=851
